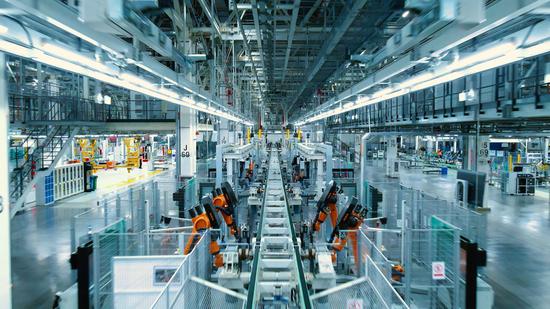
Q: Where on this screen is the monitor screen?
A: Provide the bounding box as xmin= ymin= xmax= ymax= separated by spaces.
xmin=457 ymin=169 xmax=486 ymax=207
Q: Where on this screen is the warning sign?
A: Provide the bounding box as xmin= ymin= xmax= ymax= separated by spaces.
xmin=347 ymin=299 xmax=363 ymax=309
xmin=432 ymin=261 xmax=446 ymax=280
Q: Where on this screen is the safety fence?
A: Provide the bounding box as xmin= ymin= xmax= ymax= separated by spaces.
xmin=414 ymin=199 xmax=487 ymax=249
xmin=401 ymin=220 xmax=461 ymax=309
xmin=89 ymin=220 xmax=199 ymax=309
xmin=71 ymin=174 xmax=186 ymax=253
xmin=71 ymin=180 xmax=153 ymax=253
xmin=365 ymin=180 xmax=487 ymax=249
xmin=357 ymin=218 xmax=461 ymax=309
xmin=311 ymin=254 xmax=409 ymax=309
xmin=150 ymin=231 xmax=246 ymax=309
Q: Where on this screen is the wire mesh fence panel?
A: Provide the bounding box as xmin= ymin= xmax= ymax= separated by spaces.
xmin=91 ymin=230 xmax=199 ymax=309
xmin=172 ymin=279 xmax=245 ymax=309
xmin=150 ymin=231 xmax=213 ymax=309
xmin=401 ymin=223 xmax=460 ymax=309
xmin=358 ymin=230 xmax=400 ymax=281
xmin=311 ymin=277 xmax=406 ymax=309
xmin=71 ymin=194 xmax=123 ymax=249
xmin=415 ymin=198 xmax=487 ymax=249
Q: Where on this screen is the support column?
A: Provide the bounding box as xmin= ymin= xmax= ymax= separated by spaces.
xmin=179 ymin=107 xmax=197 ymax=177
xmin=386 ymin=136 xmax=398 ymax=177
xmin=219 ymin=119 xmax=230 ymax=145
xmin=360 ymin=133 xmax=371 ymax=211
xmin=462 ymin=135 xmax=489 ymax=173
xmin=0 ymin=52 xmax=12 ymax=308
xmin=544 ymin=137 xmax=549 ymax=163
xmin=477 ymin=136 xmax=490 ymax=175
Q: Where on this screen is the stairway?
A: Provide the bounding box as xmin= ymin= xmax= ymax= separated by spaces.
xmin=9 ymin=125 xmax=79 ymax=217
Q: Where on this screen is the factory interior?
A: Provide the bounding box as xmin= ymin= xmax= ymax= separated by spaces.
xmin=1 ymin=0 xmax=550 ymax=308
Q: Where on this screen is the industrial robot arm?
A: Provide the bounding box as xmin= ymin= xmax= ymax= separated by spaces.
xmin=312 ymin=180 xmax=339 ymax=233
xmin=212 ymin=182 xmax=241 ymax=241
xmin=329 ymin=197 xmax=368 ymax=266
xmin=183 ymin=201 xmax=224 ymax=268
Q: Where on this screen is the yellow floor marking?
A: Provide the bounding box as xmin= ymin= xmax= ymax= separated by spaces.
xmin=97 ymin=169 xmax=165 ymax=192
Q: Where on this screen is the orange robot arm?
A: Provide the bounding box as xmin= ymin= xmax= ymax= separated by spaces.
xmin=212 ymin=182 xmax=241 ymax=241
xmin=184 ymin=205 xmax=224 ymax=268
xmin=329 ymin=197 xmax=367 ymax=268
xmin=313 ymin=181 xmax=339 ymax=233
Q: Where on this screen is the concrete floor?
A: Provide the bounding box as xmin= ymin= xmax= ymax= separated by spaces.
xmin=364 ymin=160 xmax=550 ymax=309
xmin=10 ymin=161 xmax=550 ymax=308
xmin=10 ymin=168 xmax=172 ymax=309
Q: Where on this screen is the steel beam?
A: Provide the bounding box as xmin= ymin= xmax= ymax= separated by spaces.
xmin=293 ymin=0 xmax=550 ymax=123
xmin=281 ymin=0 xmax=301 ymax=83
xmin=287 ymin=0 xmax=368 ymax=112
xmin=233 ymin=0 xmax=265 ymax=104
xmin=251 ymin=0 xmax=267 ymax=85
xmin=197 ymin=0 xmax=222 ymax=38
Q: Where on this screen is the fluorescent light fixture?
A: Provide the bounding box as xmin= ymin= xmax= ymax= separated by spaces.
xmin=399 ymin=72 xmax=434 ymax=88
xmin=520 ymin=40 xmax=550 ymax=58
xmin=410 ymin=72 xmax=463 ymax=91
xmin=373 ymin=87 xmax=393 ymax=97
xmin=159 ymin=87 xmax=180 ymax=99
xmin=0 ymin=40 xmax=33 ymax=57
xmin=402 ymin=10 xmax=410 ymax=18
xmin=446 ymin=41 xmax=516 ymax=72
xmin=343 ymin=102 xmax=355 ymax=109
xmin=120 ymin=72 xmax=157 ymax=90
xmin=466 ymin=54 xmax=522 ymax=75
xmin=0 ymin=38 xmax=253 ymax=124
xmin=45 ymin=17 xmax=99 ymax=47
xmin=41 ymin=41 xmax=111 ymax=73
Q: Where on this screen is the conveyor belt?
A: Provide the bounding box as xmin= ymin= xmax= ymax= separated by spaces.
xmin=246 ymin=150 xmax=311 ymax=308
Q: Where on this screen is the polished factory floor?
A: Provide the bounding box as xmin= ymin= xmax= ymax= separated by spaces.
xmin=10 ymin=161 xmax=550 ymax=308
xmin=364 ymin=160 xmax=550 ymax=309
xmin=10 ymin=169 xmax=171 ymax=309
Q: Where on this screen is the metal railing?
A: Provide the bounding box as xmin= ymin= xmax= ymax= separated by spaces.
xmin=70 ymin=176 xmax=184 ymax=253
xmin=90 ymin=224 xmax=199 ymax=309
xmin=9 ymin=125 xmax=74 ymax=203
xmin=310 ymin=254 xmax=409 ymax=309
xmin=150 ymin=231 xmax=225 ymax=309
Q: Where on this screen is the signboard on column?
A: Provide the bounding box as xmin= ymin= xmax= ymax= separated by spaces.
xmin=477 ymin=136 xmax=490 ymax=174
xmin=179 ymin=107 xmax=196 ymax=178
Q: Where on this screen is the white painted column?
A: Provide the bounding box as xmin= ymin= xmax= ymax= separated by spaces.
xmin=227 ymin=159 xmax=234 ymax=186
xmin=386 ymin=136 xmax=398 ymax=177
xmin=544 ymin=137 xmax=549 ymax=163
xmin=360 ymin=133 xmax=370 ymax=205
xmin=219 ymin=119 xmax=230 ymax=145
xmin=179 ymin=107 xmax=197 ymax=177
xmin=463 ymin=135 xmax=489 ymax=173
xmin=0 ymin=52 xmax=13 ymax=308
xmin=477 ymin=136 xmax=490 ymax=175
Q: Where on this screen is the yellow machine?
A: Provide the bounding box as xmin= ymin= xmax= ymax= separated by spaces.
xmin=123 ymin=137 xmax=141 ymax=170
xmin=258 ymin=127 xmax=263 ymax=140
xmin=246 ymin=127 xmax=251 ymax=144
xmin=77 ymin=139 xmax=97 ymax=167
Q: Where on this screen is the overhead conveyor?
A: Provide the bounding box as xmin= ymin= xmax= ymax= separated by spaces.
xmin=247 ymin=149 xmax=312 ymax=308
